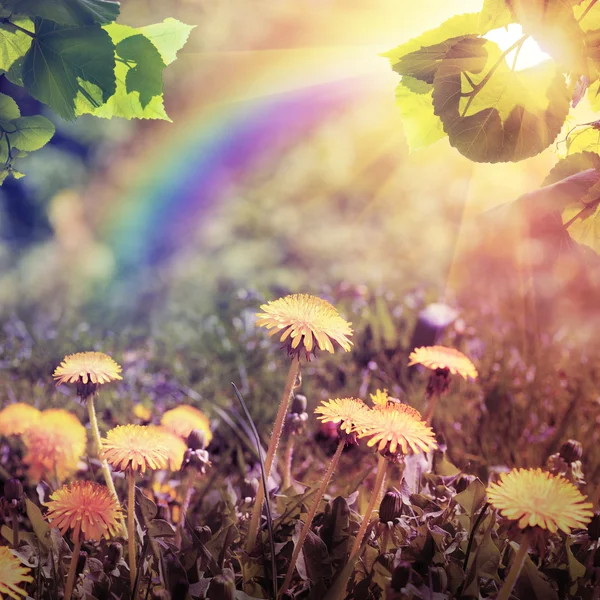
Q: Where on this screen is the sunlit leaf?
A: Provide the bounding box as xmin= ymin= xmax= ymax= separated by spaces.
xmin=22 ymin=19 xmax=116 ymax=121
xmin=3 ymin=0 xmax=119 ymax=26
xmin=139 ymin=17 xmax=195 ymax=65
xmin=0 ymin=19 xmax=33 ymax=76
xmin=506 ymin=0 xmax=587 ymax=73
xmin=543 ymin=152 xmax=600 ymax=186
xmin=562 ymin=197 xmax=600 ymax=252
xmin=566 ymin=124 xmax=600 ymax=155
xmin=432 ymin=37 xmax=569 ymax=162
xmin=75 ymin=22 xmax=176 ymax=120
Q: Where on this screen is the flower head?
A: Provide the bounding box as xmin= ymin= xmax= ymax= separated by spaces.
xmin=355 ymin=404 xmax=437 ymax=459
xmin=22 ymin=409 xmax=86 ymax=483
xmin=53 ymin=351 xmax=122 ymax=399
xmin=256 ymin=294 xmax=353 ymax=359
xmin=161 ymin=405 xmax=212 ymax=445
xmin=0 ymin=403 xmax=41 ymax=437
xmin=0 ymin=546 xmax=32 ymax=599
xmin=102 ymin=425 xmax=169 ymax=474
xmin=133 ymin=403 xmax=152 ymax=422
xmin=147 ymin=426 xmax=187 ymax=471
xmin=408 ymin=346 xmax=477 ymax=380
xmin=314 ymin=398 xmax=370 ymax=436
xmin=46 ymin=480 xmax=122 ymax=541
xmin=370 ymin=389 xmax=400 ymax=407
xmin=487 ymin=468 xmax=594 ymax=534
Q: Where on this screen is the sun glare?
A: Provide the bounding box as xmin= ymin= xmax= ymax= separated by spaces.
xmin=485 ymin=24 xmax=551 ymax=71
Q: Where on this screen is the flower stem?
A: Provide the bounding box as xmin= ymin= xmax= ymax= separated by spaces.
xmin=497 ymin=531 xmax=531 ymax=600
xmin=349 ymin=454 xmax=388 ymax=560
xmin=424 ymin=394 xmax=439 ymax=425
xmin=87 ymin=396 xmax=127 ymax=538
xmin=10 ymin=507 xmax=19 ymax=548
xmin=282 ymin=435 xmax=295 ymax=490
xmin=64 ymin=534 xmax=82 ymax=600
xmin=128 ymin=471 xmax=137 ymax=592
xmin=175 ymin=471 xmax=194 ymax=549
xmin=280 ymin=438 xmax=345 ymax=597
xmin=245 ymin=355 xmax=300 ymax=551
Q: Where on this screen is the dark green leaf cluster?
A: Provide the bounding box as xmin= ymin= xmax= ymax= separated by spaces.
xmin=384 ymin=0 xmax=600 ymax=163
xmin=385 ymin=0 xmax=600 ymax=262
xmin=0 ymin=0 xmax=193 ymax=182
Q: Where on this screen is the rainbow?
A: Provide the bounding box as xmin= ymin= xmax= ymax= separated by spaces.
xmin=101 ymin=74 xmax=378 ymax=273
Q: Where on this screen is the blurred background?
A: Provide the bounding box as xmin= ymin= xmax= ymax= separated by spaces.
xmin=0 ymin=0 xmax=568 ymax=324
xmin=3 ymin=0 xmax=600 ymax=502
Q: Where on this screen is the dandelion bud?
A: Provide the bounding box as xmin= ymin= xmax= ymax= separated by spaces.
xmin=182 ymin=448 xmax=211 ymax=474
xmin=206 ymin=573 xmax=235 ymax=600
xmin=588 ymin=512 xmax=600 ymax=541
xmin=4 ymin=478 xmax=23 ymax=504
xmin=187 ymin=429 xmax=207 ymax=451
xmin=291 ymin=394 xmax=307 ymax=415
xmin=379 ymin=491 xmax=403 ymax=523
xmin=559 ymin=439 xmax=583 ymax=464
xmin=390 ymin=561 xmax=411 ymax=591
xmin=195 ymin=525 xmax=212 ymax=543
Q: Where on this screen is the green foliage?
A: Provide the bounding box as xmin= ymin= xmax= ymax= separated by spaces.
xmin=0 ymin=0 xmax=193 ymax=181
xmin=385 ymin=0 xmax=600 ymax=262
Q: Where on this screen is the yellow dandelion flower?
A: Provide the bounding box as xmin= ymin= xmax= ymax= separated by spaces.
xmin=22 ymin=409 xmax=86 ymax=483
xmin=102 ymin=425 xmax=169 ymax=474
xmin=53 ymin=351 xmax=122 ymax=399
xmin=355 ymin=404 xmax=437 ymax=456
xmin=148 ymin=426 xmax=187 ymax=471
xmin=133 ymin=403 xmax=152 ymax=421
xmin=0 ymin=403 xmax=41 ymax=437
xmin=0 ymin=546 xmax=32 ymax=600
xmin=161 ymin=405 xmax=212 ymax=445
xmin=256 ymin=293 xmax=353 ymax=358
xmin=408 ymin=346 xmax=477 ymax=380
xmin=487 ymin=468 xmax=594 ymax=534
xmin=314 ymin=398 xmax=369 ymax=435
xmin=369 ymin=389 xmax=401 ymax=407
xmin=46 ymin=480 xmax=122 ymax=541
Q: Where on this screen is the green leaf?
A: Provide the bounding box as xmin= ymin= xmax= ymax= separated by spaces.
xmin=4 ymin=115 xmax=55 ymax=151
xmin=116 ymin=34 xmax=165 ymax=108
xmin=0 ymin=19 xmax=33 ymax=76
xmin=23 ymin=19 xmax=116 ymax=121
xmin=25 ymin=497 xmax=52 ymax=549
xmin=507 ymin=0 xmax=586 ymax=73
xmin=543 ymin=152 xmax=600 ymax=186
xmin=562 ymin=198 xmax=600 ymax=253
xmin=454 ymin=478 xmax=486 ymax=520
xmin=3 ymin=0 xmax=119 ymax=26
xmin=139 ymin=17 xmax=195 ymax=65
xmin=0 ymin=92 xmax=20 ymax=119
xmin=432 ymin=37 xmax=570 ymax=162
xmin=521 ymin=550 xmax=559 ymax=600
xmin=76 ymin=23 xmax=174 ymax=120
xmin=566 ymin=539 xmax=586 ymax=583
xmin=565 ymin=124 xmax=600 ymax=155
xmin=383 ymin=10 xmax=510 ymax=67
